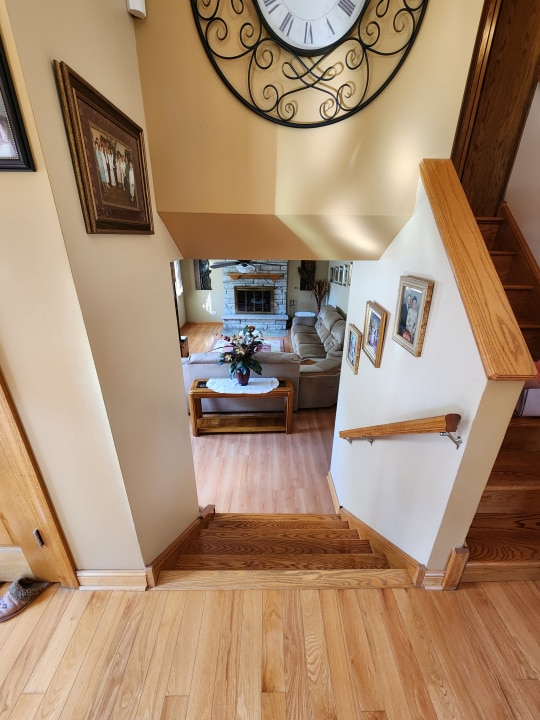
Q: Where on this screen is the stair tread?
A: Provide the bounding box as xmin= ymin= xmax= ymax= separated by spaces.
xmin=184 ymin=537 xmax=374 ymax=555
xmin=212 ymin=513 xmax=344 ymax=523
xmin=469 ymin=513 xmax=540 ymax=530
xmin=175 ymin=553 xmax=390 ymax=570
xmin=199 ymin=528 xmax=360 ymax=539
xmin=207 ymin=519 xmax=351 ymax=529
xmin=466 ymin=529 xmax=540 ymax=563
xmin=157 ymin=568 xmax=413 ymax=590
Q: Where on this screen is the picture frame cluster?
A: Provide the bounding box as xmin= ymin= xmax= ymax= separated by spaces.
xmin=346 ymin=274 xmax=434 ymax=371
xmin=330 ymin=263 xmax=352 ymax=286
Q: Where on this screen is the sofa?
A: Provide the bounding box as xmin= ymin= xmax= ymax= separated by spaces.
xmin=182 ymin=351 xmax=301 ymax=412
xmin=291 ymin=304 xmax=346 ymax=408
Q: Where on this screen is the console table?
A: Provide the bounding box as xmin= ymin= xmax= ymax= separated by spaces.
xmin=188 ymin=378 xmax=294 ymax=435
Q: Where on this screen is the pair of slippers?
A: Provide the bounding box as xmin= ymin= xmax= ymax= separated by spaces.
xmin=0 ymin=577 xmax=50 ymax=623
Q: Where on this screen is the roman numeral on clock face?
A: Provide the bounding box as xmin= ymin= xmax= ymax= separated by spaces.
xmin=304 ymin=22 xmax=313 ymax=45
xmin=338 ymin=0 xmax=356 ymax=17
xmin=263 ymin=0 xmax=280 ymax=12
xmin=280 ymin=12 xmax=294 ymax=35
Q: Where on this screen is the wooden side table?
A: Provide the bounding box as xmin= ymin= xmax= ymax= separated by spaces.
xmin=188 ymin=378 xmax=294 ymax=436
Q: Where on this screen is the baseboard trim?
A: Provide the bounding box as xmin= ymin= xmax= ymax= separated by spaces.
xmin=76 ymin=570 xmax=148 ymax=591
xmin=145 ymin=504 xmax=216 ymax=587
xmin=326 ymin=472 xmax=340 ymax=513
xmin=339 ymin=507 xmax=422 ymax=584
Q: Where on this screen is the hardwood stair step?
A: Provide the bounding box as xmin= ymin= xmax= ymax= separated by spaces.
xmin=211 ymin=513 xmax=344 ymax=523
xmin=199 ymin=528 xmax=361 ymax=540
xmin=156 ymin=568 xmax=413 ymax=591
xmin=469 ymin=512 xmax=540 ymax=530
xmin=175 ymin=553 xmax=390 ymax=570
xmin=476 ymin=216 xmax=504 ymax=249
xmin=184 ymin=536 xmax=374 ymax=555
xmin=460 ymin=560 xmax=540 ymax=583
xmin=490 ymin=250 xmax=516 ymax=281
xmin=466 ymin=529 xmax=540 ymax=563
xmin=477 ymin=485 xmax=540 ymax=514
xmin=207 ymin=518 xmax=351 ymax=529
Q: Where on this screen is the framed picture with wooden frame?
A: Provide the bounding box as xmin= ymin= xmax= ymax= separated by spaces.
xmin=346 ymin=323 xmax=361 ymax=374
xmin=392 ymin=275 xmax=434 ymax=357
xmin=0 ymin=34 xmax=34 ymax=171
xmin=362 ymin=301 xmax=388 ymax=367
xmin=54 ymin=60 xmax=153 ymax=234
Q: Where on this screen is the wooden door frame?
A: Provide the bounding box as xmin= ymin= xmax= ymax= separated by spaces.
xmin=0 ymin=368 xmax=78 ymax=588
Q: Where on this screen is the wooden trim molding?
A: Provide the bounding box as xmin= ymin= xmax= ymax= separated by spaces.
xmin=340 ymin=506 xmax=470 ymax=591
xmin=326 ymin=472 xmax=341 ymax=513
xmin=339 ymin=508 xmax=421 ymax=584
xmin=420 ymin=159 xmax=536 ymax=382
xmin=145 ymin=504 xmax=215 ymax=587
xmin=76 ymin=570 xmax=148 ymax=591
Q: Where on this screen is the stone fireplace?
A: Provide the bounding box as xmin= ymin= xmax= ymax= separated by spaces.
xmin=221 ymin=260 xmax=288 ymax=336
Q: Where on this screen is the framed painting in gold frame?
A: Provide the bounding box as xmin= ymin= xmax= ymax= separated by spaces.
xmin=362 ymin=301 xmax=388 ymax=367
xmin=393 ymin=275 xmax=434 ymax=357
xmin=346 ymin=323 xmax=361 ymax=374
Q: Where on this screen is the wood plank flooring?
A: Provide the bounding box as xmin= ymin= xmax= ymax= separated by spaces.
xmin=183 ymin=322 xmax=337 ymax=515
xmin=1 ymin=579 xmax=539 ymax=719
xmin=0 ymin=322 xmax=539 ymax=717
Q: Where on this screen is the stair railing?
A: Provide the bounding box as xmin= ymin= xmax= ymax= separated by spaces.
xmin=339 ymin=413 xmax=462 ymax=449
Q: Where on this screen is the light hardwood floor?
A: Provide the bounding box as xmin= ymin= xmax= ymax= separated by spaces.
xmin=0 ymin=579 xmax=539 ymax=718
xmin=182 ymin=322 xmax=337 ymax=514
xmin=1 ymin=324 xmax=538 ymax=718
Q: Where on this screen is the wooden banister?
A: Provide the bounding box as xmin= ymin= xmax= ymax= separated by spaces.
xmin=339 ymin=413 xmax=461 ymax=444
xmin=420 ymin=159 xmax=536 ymax=382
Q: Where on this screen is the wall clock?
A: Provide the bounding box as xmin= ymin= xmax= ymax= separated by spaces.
xmin=191 ymin=0 xmax=429 ymax=128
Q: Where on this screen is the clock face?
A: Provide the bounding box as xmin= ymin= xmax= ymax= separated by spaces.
xmin=254 ymin=0 xmax=367 ymax=53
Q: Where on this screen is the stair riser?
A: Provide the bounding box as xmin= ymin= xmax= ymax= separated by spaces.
xmin=175 ymin=553 xmax=390 ymax=570
xmin=469 ymin=513 xmax=540 ymax=531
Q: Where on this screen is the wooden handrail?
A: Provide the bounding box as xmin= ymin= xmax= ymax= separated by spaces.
xmin=339 ymin=413 xmax=461 ymax=444
xmin=420 ymin=159 xmax=536 ymax=382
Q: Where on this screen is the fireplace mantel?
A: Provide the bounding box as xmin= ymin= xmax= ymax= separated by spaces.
xmin=227 ymin=273 xmax=282 ymax=281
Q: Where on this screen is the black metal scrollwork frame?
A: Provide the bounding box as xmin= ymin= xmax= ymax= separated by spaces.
xmin=191 ymin=0 xmax=429 ymax=128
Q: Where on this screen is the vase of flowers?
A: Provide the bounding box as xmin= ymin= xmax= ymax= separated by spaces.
xmin=217 ymin=325 xmax=264 ymax=385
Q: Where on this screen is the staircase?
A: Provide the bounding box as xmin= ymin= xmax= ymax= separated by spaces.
xmin=156 ymin=513 xmax=413 ymax=590
xmin=463 ymin=204 xmax=540 ymax=582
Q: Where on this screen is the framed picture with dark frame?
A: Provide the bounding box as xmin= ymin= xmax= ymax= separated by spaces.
xmin=392 ymin=275 xmax=434 ymax=357
xmin=362 ymin=301 xmax=388 ymax=367
xmin=0 ymin=34 xmax=34 ymax=171
xmin=54 ymin=60 xmax=153 ymax=234
xmin=346 ymin=323 xmax=361 ymax=374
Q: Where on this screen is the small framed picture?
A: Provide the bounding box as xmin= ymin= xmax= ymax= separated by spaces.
xmin=393 ymin=275 xmax=434 ymax=356
xmin=362 ymin=301 xmax=388 ymax=367
xmin=54 ymin=60 xmax=153 ymax=234
xmin=0 ymin=34 xmax=34 ymax=171
xmin=346 ymin=323 xmax=361 ymax=374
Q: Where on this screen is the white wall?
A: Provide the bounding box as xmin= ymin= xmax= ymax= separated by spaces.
xmin=2 ymin=0 xmax=199 ymax=569
xmin=328 ymin=262 xmax=352 ymax=314
xmin=505 ymin=84 xmax=540 ymax=267
xmin=331 ymin=179 xmax=521 ymax=569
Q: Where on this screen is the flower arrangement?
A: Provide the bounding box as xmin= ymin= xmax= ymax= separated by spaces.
xmin=217 ymin=325 xmax=264 ymax=381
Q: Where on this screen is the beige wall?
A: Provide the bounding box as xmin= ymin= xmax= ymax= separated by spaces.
xmin=2 ymin=0 xmax=199 ymax=569
xmin=136 ymin=0 xmax=484 ymax=260
xmin=330 ymin=180 xmax=521 ymax=570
